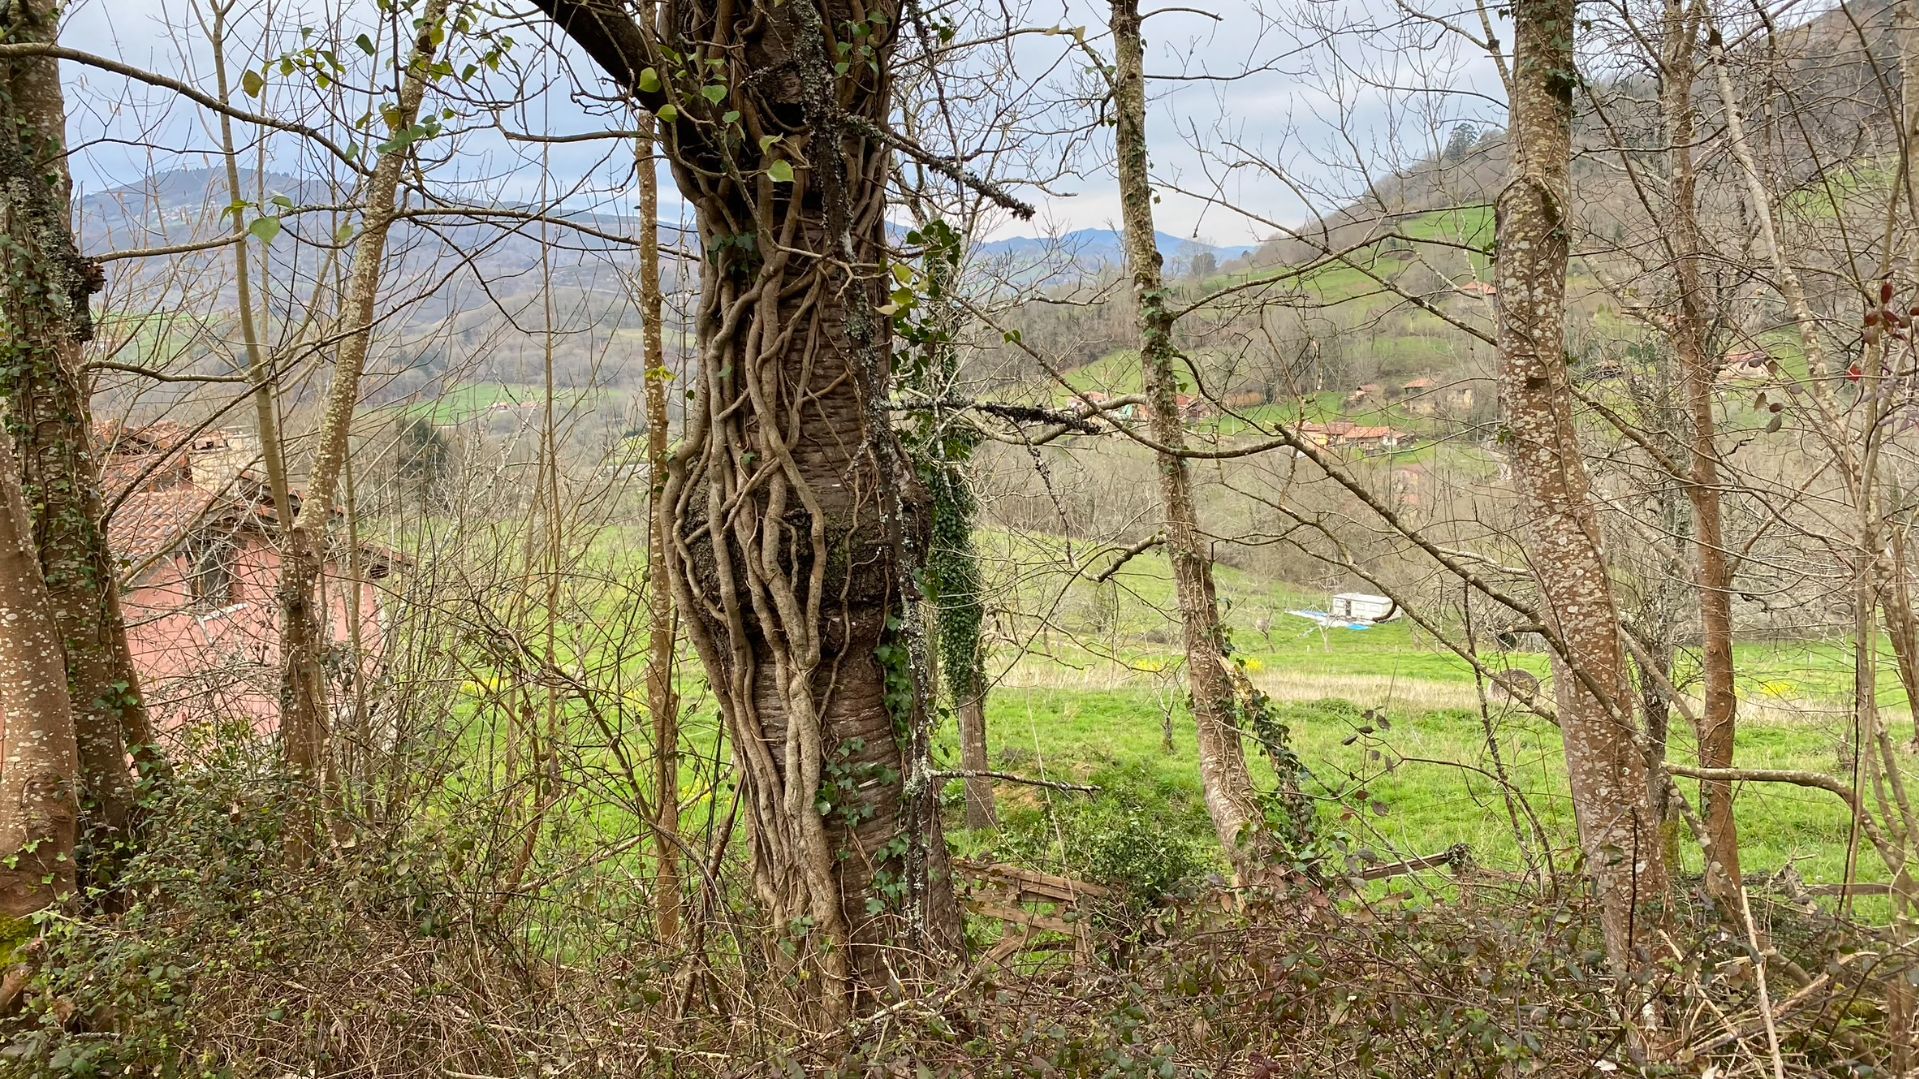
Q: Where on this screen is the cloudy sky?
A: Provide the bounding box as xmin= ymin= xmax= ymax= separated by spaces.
xmin=56 ymin=0 xmax=1505 ymax=246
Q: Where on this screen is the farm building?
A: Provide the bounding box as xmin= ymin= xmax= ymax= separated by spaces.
xmin=99 ymin=424 xmax=404 ymax=735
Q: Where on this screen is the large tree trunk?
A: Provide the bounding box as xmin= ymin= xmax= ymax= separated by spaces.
xmin=636 ymin=107 xmax=682 ymax=943
xmin=0 ymin=433 xmax=78 ymax=918
xmin=1111 ymin=0 xmax=1285 ymax=884
xmin=1660 ymin=8 xmax=1742 ymax=901
xmin=0 ymin=0 xmax=155 ymax=867
xmin=280 ymin=0 xmax=448 ymax=805
xmin=1498 ymin=0 xmax=1668 ymax=974
xmin=533 ymin=0 xmax=960 ymax=1021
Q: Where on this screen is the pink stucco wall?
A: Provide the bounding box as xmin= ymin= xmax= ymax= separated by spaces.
xmin=122 ymin=534 xmax=387 ymax=735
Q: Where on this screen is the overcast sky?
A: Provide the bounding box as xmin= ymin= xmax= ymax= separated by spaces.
xmin=56 ymin=0 xmax=1506 ymax=246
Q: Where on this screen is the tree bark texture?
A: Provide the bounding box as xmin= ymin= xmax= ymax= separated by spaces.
xmin=0 ymin=433 xmax=77 ymax=917
xmin=1497 ymin=0 xmax=1668 ymax=973
xmin=956 ymin=692 xmax=995 ymax=830
xmin=532 ymin=0 xmax=961 ymax=1021
xmin=0 ymin=0 xmax=154 ymax=865
xmin=1111 ymin=0 xmax=1284 ymax=884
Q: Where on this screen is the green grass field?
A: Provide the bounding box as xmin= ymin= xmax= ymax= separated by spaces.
xmin=453 ymin=513 xmax=1906 ymax=920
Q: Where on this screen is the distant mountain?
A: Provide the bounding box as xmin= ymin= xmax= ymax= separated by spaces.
xmin=973 ymin=228 xmax=1254 ymax=278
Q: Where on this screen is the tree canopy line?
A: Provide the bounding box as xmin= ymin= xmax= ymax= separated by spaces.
xmin=1 ymin=0 xmax=1918 ymax=1072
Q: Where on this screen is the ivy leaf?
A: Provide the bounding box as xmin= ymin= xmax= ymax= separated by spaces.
xmin=722 ymin=110 xmax=741 ymax=125
xmin=767 ymin=160 xmax=794 ymax=183
xmin=638 ymin=67 xmax=661 ymax=93
xmin=656 ymin=104 xmax=679 ymax=124
xmin=355 ymin=33 xmax=376 ymax=55
xmin=248 ymin=216 xmax=282 ymax=244
xmin=241 ymin=69 xmax=266 ymax=97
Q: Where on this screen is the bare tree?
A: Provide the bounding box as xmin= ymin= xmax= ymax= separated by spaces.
xmin=1111 ymin=0 xmax=1292 ymax=882
xmin=1497 ymin=0 xmax=1667 ymax=973
xmin=635 ymin=101 xmax=682 ymax=941
xmin=1659 ymin=0 xmax=1742 ymax=900
xmin=280 ymin=0 xmax=450 ymax=812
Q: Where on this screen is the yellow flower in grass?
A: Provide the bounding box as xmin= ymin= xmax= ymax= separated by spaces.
xmin=1760 ymin=680 xmax=1796 ymax=699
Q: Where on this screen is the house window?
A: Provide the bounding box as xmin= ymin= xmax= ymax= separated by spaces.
xmin=186 ymin=536 xmax=240 ymax=610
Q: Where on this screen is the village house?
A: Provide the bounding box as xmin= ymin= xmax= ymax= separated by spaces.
xmin=98 ymin=424 xmax=400 ymax=735
xmin=1398 ymin=377 xmax=1437 ymax=414
xmin=1174 ymin=393 xmax=1215 ymax=421
xmin=1395 ymin=376 xmax=1477 ymax=417
xmin=1716 ymin=350 xmax=1773 ymax=386
xmin=1295 ymin=419 xmax=1406 ymax=454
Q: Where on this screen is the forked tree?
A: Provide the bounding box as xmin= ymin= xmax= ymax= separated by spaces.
xmin=532 ymin=0 xmax=962 ymax=1019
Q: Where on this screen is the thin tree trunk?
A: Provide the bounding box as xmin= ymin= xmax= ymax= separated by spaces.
xmin=957 ymin=691 xmax=996 ymax=830
xmin=1111 ymin=0 xmax=1282 ymax=884
xmin=1891 ymin=0 xmax=1919 ymax=749
xmin=533 ymin=0 xmax=961 ymax=1021
xmin=280 ymin=0 xmax=448 ymax=805
xmin=1498 ymin=0 xmax=1668 ymax=974
xmin=0 ymin=0 xmax=155 ymax=866
xmin=0 ymin=433 xmax=77 ymax=918
xmin=637 ymin=105 xmax=682 ymax=944
xmin=1661 ymin=7 xmax=1743 ymax=901
xmin=1886 ymin=530 xmax=1919 ymax=745
xmin=209 ymin=2 xmax=296 ymax=530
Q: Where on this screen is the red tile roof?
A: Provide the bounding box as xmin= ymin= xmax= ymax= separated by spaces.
xmin=107 ymin=489 xmax=250 ymax=569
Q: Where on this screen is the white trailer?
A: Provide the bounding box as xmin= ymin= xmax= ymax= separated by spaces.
xmin=1329 ymin=592 xmax=1399 ymax=624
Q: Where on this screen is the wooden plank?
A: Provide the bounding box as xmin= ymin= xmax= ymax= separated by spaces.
xmin=1355 ymin=844 xmax=1472 ymax=882
xmin=964 ymin=897 xmax=1079 ymax=936
xmin=953 ymin=858 xmax=1112 ymax=901
xmin=1803 ymin=882 xmax=1897 ymax=897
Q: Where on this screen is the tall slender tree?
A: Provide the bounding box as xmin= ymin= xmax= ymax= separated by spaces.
xmin=1497 ymin=0 xmax=1668 ymax=974
xmin=635 ymin=88 xmax=682 ymax=943
xmin=279 ymin=0 xmax=450 ymax=808
xmin=1110 ymin=0 xmax=1296 ymax=883
xmin=1659 ymin=0 xmax=1742 ymax=901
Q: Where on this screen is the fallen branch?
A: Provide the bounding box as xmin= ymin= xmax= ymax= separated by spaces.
xmin=932 ymin=769 xmax=1099 ymax=794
